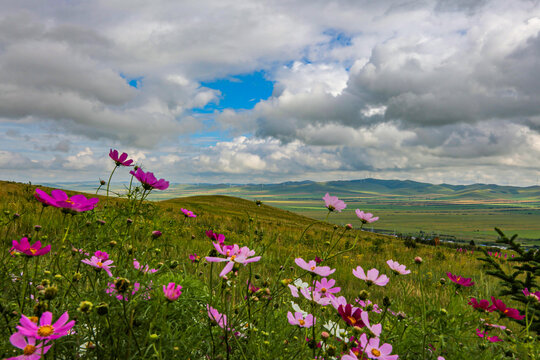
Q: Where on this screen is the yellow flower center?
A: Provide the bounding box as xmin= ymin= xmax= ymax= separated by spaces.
xmin=97 ymin=261 xmax=103 ymax=267
xmin=504 ymin=309 xmax=509 ymax=314
xmin=298 ymin=319 xmax=305 ymax=326
xmin=457 ymin=277 xmax=461 ymax=282
xmin=37 ymin=324 xmax=54 ymax=337
xmin=23 ymin=345 xmax=37 ymax=355
xmin=353 ymin=349 xmax=360 ymax=356
xmin=226 ymin=250 xmax=231 ymax=256
xmin=29 ymin=316 xmax=39 ymax=323
xmin=230 ymin=255 xmax=236 ymax=261
xmin=347 ymin=316 xmax=357 ymax=325
xmin=29 ymin=248 xmax=37 ymax=255
xmin=371 ymin=348 xmax=381 ymax=357
xmin=310 ymin=266 xmax=316 ymax=271
xmin=321 ymin=287 xmax=327 ymax=293
xmin=65 ymin=199 xmax=74 ymax=204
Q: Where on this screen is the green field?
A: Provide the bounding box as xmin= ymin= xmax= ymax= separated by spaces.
xmin=45 ymin=179 xmax=540 ymax=246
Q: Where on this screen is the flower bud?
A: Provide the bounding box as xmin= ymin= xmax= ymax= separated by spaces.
xmin=170 ymin=260 xmax=179 ymax=269
xmin=100 ymin=179 xmax=106 ymax=185
xmin=78 ymin=301 xmax=93 ymax=314
xmin=126 ymin=218 xmax=133 ymax=225
xmin=114 ymin=278 xmax=130 ymax=293
xmin=358 ymin=290 xmax=369 ymax=301
xmin=34 ymin=225 xmax=42 ymax=232
xmin=414 ymin=256 xmax=423 ymax=264
xmin=43 ymin=286 xmax=58 ymax=300
xmin=383 ymin=296 xmax=391 ymax=307
xmin=149 ymin=334 xmax=159 ymax=341
xmin=346 ymin=224 xmax=353 ymax=230
xmin=152 ymin=230 xmax=162 ymax=239
xmin=96 ymin=302 xmax=109 ymax=316
xmin=321 ymin=331 xmax=330 ymax=340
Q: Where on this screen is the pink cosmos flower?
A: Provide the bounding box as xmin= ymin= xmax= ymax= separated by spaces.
xmin=386 ymin=260 xmax=411 ymax=275
xmin=206 ymin=230 xmax=226 ymax=244
xmin=94 ymin=251 xmax=109 ymax=261
xmin=181 ymin=208 xmax=197 ymax=218
xmin=299 ymin=287 xmax=333 ymax=306
xmin=205 ymin=244 xmax=261 ymax=277
xmin=81 ymin=256 xmax=115 ymax=277
xmin=355 ymin=210 xmax=379 ymax=224
xmin=361 ymin=311 xmax=382 ymax=337
xmin=490 ymin=297 xmax=525 ymax=320
xmin=323 ymin=193 xmax=347 ymax=212
xmin=133 ymin=259 xmax=158 ymax=274
xmin=295 ymin=258 xmax=336 ymax=277
xmin=287 ymin=311 xmax=315 ymax=328
xmin=476 ymin=329 xmax=503 ymax=342
xmin=11 ymin=237 xmax=51 ymax=257
xmin=315 ymin=278 xmax=341 ymax=295
xmin=7 ymin=332 xmax=52 ymax=360
xmin=359 ymin=333 xmax=399 ymax=360
xmin=328 ymin=294 xmax=348 ymax=310
xmin=353 ymin=266 xmax=389 ymax=287
xmin=207 ymin=305 xmax=230 ymax=330
xmin=189 ymin=253 xmax=200 ymax=263
xmin=106 ymin=280 xmax=152 ymax=301
xmin=163 ymin=282 xmax=182 ymax=301
xmin=34 ymin=189 xmax=99 ymax=212
xmin=356 ymin=299 xmax=383 ymax=314
xmin=129 ymin=168 xmax=169 ymax=191
xmin=17 ymin=311 xmax=75 ymax=341
xmin=523 ymin=288 xmax=540 ymax=302
xmin=468 ymin=298 xmax=493 ymax=312
xmin=446 ymin=272 xmax=475 ymax=287
xmin=342 ymin=350 xmax=363 ymax=360
xmin=109 ymin=149 xmax=134 ymax=167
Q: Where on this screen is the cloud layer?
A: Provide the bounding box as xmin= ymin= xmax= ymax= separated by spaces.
xmin=1 ymin=0 xmax=540 ymax=185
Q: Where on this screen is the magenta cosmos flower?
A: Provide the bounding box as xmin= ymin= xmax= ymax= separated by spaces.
xmin=359 ymin=333 xmax=399 ymax=360
xmin=181 ymin=208 xmax=197 ymax=218
xmin=386 ymin=260 xmax=411 ymax=275
xmin=476 ymin=329 xmax=503 ymax=342
xmin=295 ymin=258 xmax=336 ymax=277
xmin=17 ymin=311 xmax=75 ymax=341
xmin=355 ymin=209 xmax=379 ymax=224
xmin=109 ymin=149 xmax=134 ymax=167
xmin=353 ymin=266 xmax=389 ymax=287
xmin=189 ymin=253 xmax=200 ymax=263
xmin=287 ymin=311 xmax=315 ymax=328
xmin=81 ymin=256 xmax=115 ymax=277
xmin=206 ymin=230 xmax=226 ymax=244
xmin=468 ymin=298 xmax=493 ymax=312
xmin=338 ymin=304 xmax=364 ymax=327
xmin=129 ymin=168 xmax=169 ymax=190
xmin=34 ymin=189 xmax=99 ymax=212
xmin=11 ymin=237 xmax=50 ymax=257
xmin=205 ymin=243 xmax=261 ymax=277
xmin=163 ymin=282 xmax=182 ymax=301
xmin=523 ymin=288 xmax=540 ymax=302
xmin=446 ymin=272 xmax=475 ymax=287
xmin=323 ymin=193 xmax=347 ymax=212
xmin=490 ymin=297 xmax=525 ymax=320
xmin=7 ymin=332 xmax=52 ymax=360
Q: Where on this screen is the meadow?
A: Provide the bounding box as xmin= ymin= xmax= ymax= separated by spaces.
xmin=0 ymin=150 xmax=538 ymax=360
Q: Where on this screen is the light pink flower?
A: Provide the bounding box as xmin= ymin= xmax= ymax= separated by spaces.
xmin=386 ymin=260 xmax=411 ymax=275
xmin=287 ymin=311 xmax=315 ymax=328
xmin=323 ymin=193 xmax=346 ymax=212
xmin=206 ymin=244 xmax=261 ymax=277
xmin=329 ymin=294 xmax=348 ymax=310
xmin=295 ymin=258 xmax=336 ymax=277
xmin=81 ymin=256 xmax=115 ymax=277
xmin=11 ymin=237 xmax=51 ymax=257
xmin=314 ymin=278 xmax=341 ymax=295
xmin=17 ymin=311 xmax=75 ymax=341
xmin=361 ymin=311 xmax=382 ymax=337
xmin=299 ymin=287 xmax=332 ymax=306
xmin=359 ymin=333 xmax=398 ymax=359
xmin=355 ymin=209 xmax=379 ymax=223
xmin=7 ymin=332 xmax=52 ymax=360
xmin=353 ymin=266 xmax=389 ymax=286
xmin=207 ymin=305 xmax=230 ymax=330
xmin=133 ymin=259 xmax=158 ymax=274
xmin=163 ymin=282 xmax=182 ymax=301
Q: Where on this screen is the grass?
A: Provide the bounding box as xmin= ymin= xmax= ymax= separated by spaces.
xmin=0 ymin=178 xmax=537 ymax=360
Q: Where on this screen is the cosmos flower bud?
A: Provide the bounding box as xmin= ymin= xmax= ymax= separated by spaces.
xmin=126 ymin=218 xmax=133 ymax=225
xmin=34 ymin=225 xmax=42 ymax=231
xmin=78 ymin=301 xmax=94 ymax=314
xmin=383 ymin=296 xmax=391 ymax=307
xmin=96 ymin=303 xmax=109 ymax=316
xmin=72 ymin=272 xmax=82 ymax=282
xmin=321 ymin=331 xmax=330 ymax=340
xmin=358 ymin=290 xmax=369 ymax=301
xmin=100 ymin=179 xmax=106 ymax=185
xmin=346 ymin=224 xmax=353 ymax=230
xmin=114 ymin=278 xmax=131 ymax=293
xmin=44 ymin=286 xmax=58 ymax=300
xmin=414 ymin=256 xmax=423 ymax=264
xmin=152 ymin=230 xmax=162 ymax=239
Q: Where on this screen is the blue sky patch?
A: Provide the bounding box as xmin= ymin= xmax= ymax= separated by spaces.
xmin=199 ymin=71 xmax=274 ymax=111
xmin=120 ymin=73 xmax=143 ymax=88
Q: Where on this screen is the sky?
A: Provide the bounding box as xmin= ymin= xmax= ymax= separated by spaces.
xmin=1 ymin=0 xmax=540 ymax=186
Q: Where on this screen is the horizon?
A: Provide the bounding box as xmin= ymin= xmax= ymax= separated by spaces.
xmin=1 ymin=1 xmax=540 ymax=186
